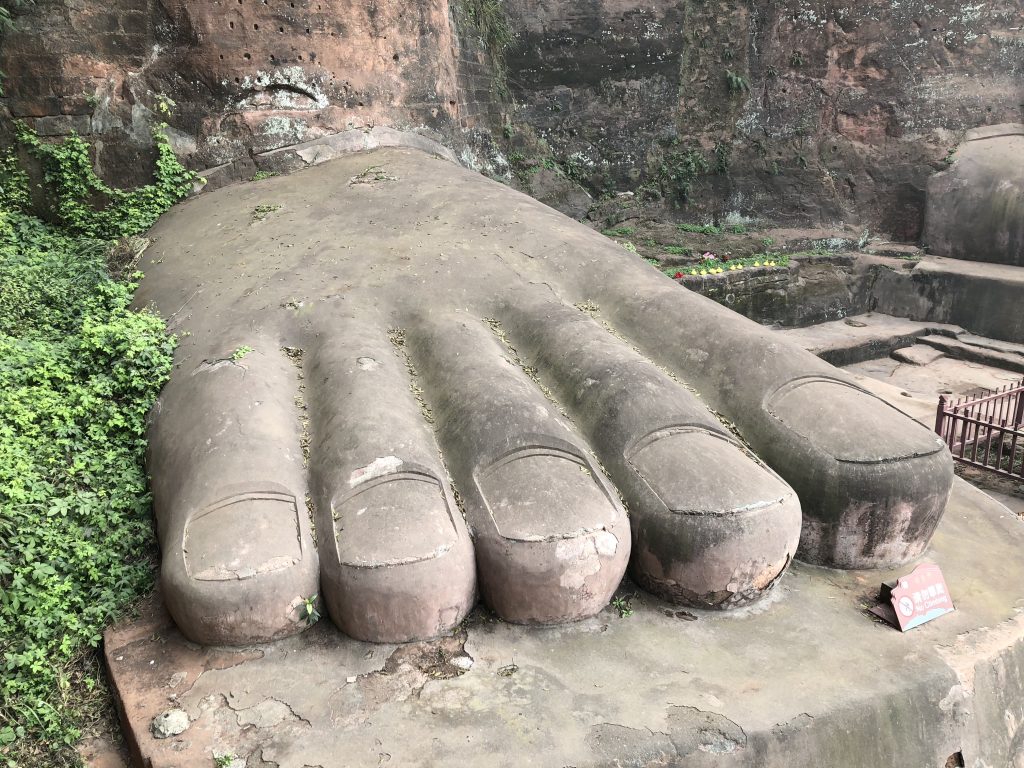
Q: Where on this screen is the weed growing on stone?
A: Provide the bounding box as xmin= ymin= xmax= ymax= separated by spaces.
xmin=676 ymin=222 xmax=749 ymax=236
xmin=456 ymin=0 xmax=515 ymax=98
xmin=299 ymin=595 xmax=321 ymax=626
xmin=251 ymin=203 xmax=281 ymax=222
xmin=349 ymin=165 xmax=398 ymax=185
xmin=250 ymin=170 xmax=278 ymax=181
xmin=611 ymin=596 xmax=634 ymax=618
xmin=657 ymin=147 xmax=708 ymax=204
xmin=714 ymin=140 xmax=732 ymax=174
xmin=601 ymin=225 xmax=636 ymax=237
xmin=12 ymin=122 xmax=196 ymax=239
xmin=663 ymin=245 xmax=692 ymax=256
xmin=231 ymin=345 xmax=253 ymax=361
xmin=724 ymin=69 xmax=750 ymax=93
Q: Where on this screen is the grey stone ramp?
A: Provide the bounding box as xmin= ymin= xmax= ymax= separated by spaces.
xmin=105 ymin=479 xmax=1024 ymax=768
xmin=137 ymin=145 xmax=953 ymax=644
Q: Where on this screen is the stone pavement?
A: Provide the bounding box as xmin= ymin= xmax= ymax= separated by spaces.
xmin=105 ymin=478 xmax=1024 ymax=768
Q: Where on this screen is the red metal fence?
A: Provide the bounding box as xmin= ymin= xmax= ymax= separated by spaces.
xmin=935 ymin=380 xmax=1024 ymax=480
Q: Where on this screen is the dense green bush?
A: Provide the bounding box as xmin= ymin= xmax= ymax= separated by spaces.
xmin=0 ymin=127 xmax=191 ymax=765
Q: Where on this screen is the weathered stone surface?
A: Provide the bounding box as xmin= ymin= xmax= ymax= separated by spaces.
xmin=892 ymin=344 xmax=946 ymax=367
xmin=778 ymin=313 xmax=961 ymax=367
xmin=919 ymin=334 xmax=1024 ymax=375
xmin=150 ymin=710 xmax=189 ymax=739
xmin=871 ymin=255 xmax=1024 ymax=345
xmin=106 ymin=478 xmax=1024 ymax=768
xmin=133 ymin=147 xmax=950 ymax=648
xmin=2 ymin=0 xmax=1020 ymax=235
xmin=502 ymin=0 xmax=1024 ymax=234
xmin=924 ymin=124 xmax=1024 ymax=266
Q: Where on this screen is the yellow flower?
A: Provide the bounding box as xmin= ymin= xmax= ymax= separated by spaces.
xmin=699 ymin=270 xmax=707 ymax=276
xmin=753 ymin=261 xmax=762 ymax=267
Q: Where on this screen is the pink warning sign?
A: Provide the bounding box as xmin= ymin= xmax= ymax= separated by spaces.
xmin=888 ymin=563 xmax=955 ymax=631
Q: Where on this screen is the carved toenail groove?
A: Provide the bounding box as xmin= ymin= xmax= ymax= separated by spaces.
xmin=627 ymin=427 xmax=789 ymax=516
xmin=184 ymin=491 xmax=304 ymax=581
xmin=765 ymin=376 xmax=946 ymax=463
xmin=332 ymin=468 xmax=458 ymax=568
xmin=476 ymin=445 xmax=619 ymax=542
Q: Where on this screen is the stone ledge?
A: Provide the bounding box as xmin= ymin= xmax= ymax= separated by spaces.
xmin=105 ymin=480 xmax=1024 ymax=768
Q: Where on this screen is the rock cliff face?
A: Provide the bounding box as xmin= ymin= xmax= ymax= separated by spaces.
xmin=1 ymin=0 xmax=1021 ymax=237
xmin=503 ymin=0 xmax=1024 ymax=237
xmin=0 ymin=0 xmax=498 ymax=185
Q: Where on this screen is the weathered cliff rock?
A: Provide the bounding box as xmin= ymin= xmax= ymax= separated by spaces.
xmin=0 ymin=0 xmax=498 ymax=187
xmin=503 ymin=0 xmax=1024 ymax=236
xmin=924 ymin=124 xmax=1024 ymax=265
xmin=1 ymin=0 xmax=1021 ymax=236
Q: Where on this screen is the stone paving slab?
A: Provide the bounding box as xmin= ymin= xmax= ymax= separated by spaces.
xmin=920 ymin=334 xmax=1024 ymax=375
xmin=105 ymin=479 xmax=1024 ymax=768
xmin=778 ymin=312 xmax=963 ymax=366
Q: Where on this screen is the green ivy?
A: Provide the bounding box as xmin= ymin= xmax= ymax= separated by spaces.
xmin=13 ymin=122 xmax=197 ymax=239
xmin=676 ymin=221 xmax=748 ymax=236
xmin=0 ymin=127 xmax=184 ymax=765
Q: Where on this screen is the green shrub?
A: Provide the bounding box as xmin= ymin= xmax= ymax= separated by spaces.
xmin=601 ymin=226 xmax=635 ymax=237
xmin=657 ymin=148 xmax=708 ymax=205
xmin=0 ymin=126 xmax=186 ymax=764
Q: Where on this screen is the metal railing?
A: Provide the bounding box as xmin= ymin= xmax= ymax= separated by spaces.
xmin=935 ymin=380 xmax=1024 ymax=480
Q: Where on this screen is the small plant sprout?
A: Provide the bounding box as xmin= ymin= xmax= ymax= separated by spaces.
xmin=251 ymin=203 xmax=281 ymax=222
xmin=231 ymin=345 xmax=253 ymax=361
xmin=611 ymin=595 xmax=634 ymax=618
xmin=213 ymin=754 xmax=234 ymax=768
xmin=300 ymin=594 xmax=320 ymax=625
xmin=725 ymin=69 xmax=750 ymax=93
xmin=155 ymin=93 xmax=176 ymax=116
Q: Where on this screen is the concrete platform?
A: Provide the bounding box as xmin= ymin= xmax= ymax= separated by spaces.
xmin=780 ymin=313 xmax=1024 ymax=427
xmin=779 ymin=312 xmax=963 ymax=367
xmin=105 ymin=480 xmax=1024 ymax=768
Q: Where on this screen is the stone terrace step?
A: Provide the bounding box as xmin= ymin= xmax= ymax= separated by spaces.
xmin=778 ymin=313 xmax=962 ymax=366
xmin=919 ymin=334 xmax=1024 ymax=375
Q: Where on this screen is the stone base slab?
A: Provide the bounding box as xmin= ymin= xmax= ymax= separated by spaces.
xmin=105 ymin=479 xmax=1024 ymax=768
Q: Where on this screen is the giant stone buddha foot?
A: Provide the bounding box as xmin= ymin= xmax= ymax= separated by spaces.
xmin=137 ymin=145 xmax=954 ymax=646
